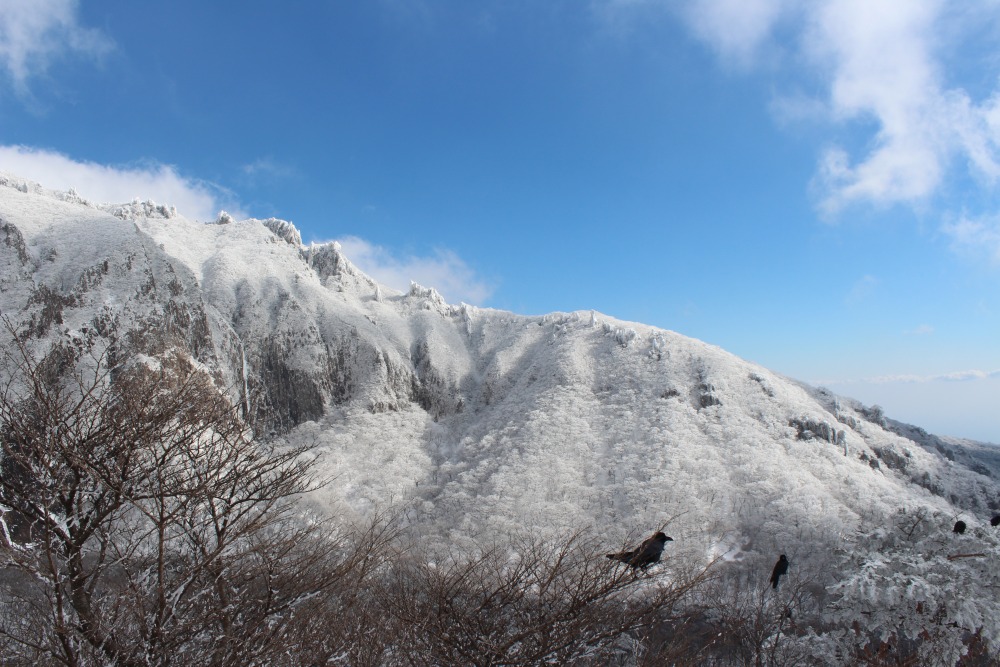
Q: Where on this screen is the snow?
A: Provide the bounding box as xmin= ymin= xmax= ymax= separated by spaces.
xmin=2 ymin=174 xmax=1000 ymax=659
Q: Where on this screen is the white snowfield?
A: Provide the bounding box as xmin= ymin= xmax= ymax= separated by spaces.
xmin=0 ymin=172 xmax=997 ymax=568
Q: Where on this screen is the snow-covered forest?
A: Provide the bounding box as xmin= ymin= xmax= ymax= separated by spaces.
xmin=1 ymin=174 xmax=999 ymax=665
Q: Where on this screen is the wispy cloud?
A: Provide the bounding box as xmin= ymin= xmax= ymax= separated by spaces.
xmin=942 ymin=213 xmax=1000 ymax=264
xmin=805 ymin=1 xmax=1000 ymax=214
xmin=241 ymin=157 xmax=297 ymax=180
xmin=904 ymin=324 xmax=934 ymax=336
xmin=0 ymin=0 xmax=112 ymax=97
xmin=0 ymin=145 xmax=243 ymax=221
xmin=845 ymin=273 xmax=878 ymax=304
xmin=333 ymin=235 xmax=494 ymax=306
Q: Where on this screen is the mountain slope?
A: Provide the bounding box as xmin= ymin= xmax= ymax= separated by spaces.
xmin=1 ymin=174 xmax=997 ymax=563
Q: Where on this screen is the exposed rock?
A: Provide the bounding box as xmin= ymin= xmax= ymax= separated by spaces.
xmin=872 ymin=445 xmax=909 ymax=472
xmin=261 ymin=218 xmax=303 ymax=246
xmin=790 ymin=418 xmax=845 ymax=445
xmin=27 ymin=284 xmax=76 ymax=336
xmin=0 ymin=218 xmax=29 ymax=265
xmin=307 ymin=241 xmax=351 ymax=281
xmin=699 ymin=386 xmax=722 ymax=409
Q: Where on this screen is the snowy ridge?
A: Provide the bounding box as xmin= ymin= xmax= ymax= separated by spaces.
xmin=1 ymin=177 xmax=998 ymax=566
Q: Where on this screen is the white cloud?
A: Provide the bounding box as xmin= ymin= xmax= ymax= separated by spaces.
xmin=0 ymin=145 xmax=241 ymax=221
xmin=333 ymin=235 xmax=494 ymax=306
xmin=0 ymin=0 xmax=111 ymax=96
xmin=681 ymin=0 xmax=793 ymax=65
xmin=804 ymin=0 xmax=1000 ymax=213
xmin=881 ymin=370 xmax=997 ymax=383
xmin=608 ymin=0 xmax=1000 ymax=215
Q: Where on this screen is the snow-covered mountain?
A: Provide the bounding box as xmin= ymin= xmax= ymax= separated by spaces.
xmin=1 ymin=173 xmax=998 ymax=562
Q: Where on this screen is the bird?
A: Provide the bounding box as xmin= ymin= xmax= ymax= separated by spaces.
xmin=607 ymin=532 xmax=673 ymax=569
xmin=770 ymin=554 xmax=789 ymax=590
xmin=954 ymin=520 xmax=967 ymax=534
xmin=991 ymin=515 xmax=1000 ymax=527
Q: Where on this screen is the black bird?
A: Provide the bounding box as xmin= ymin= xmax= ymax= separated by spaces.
xmin=991 ymin=515 xmax=1000 ymax=527
xmin=954 ymin=520 xmax=967 ymax=534
xmin=770 ymin=554 xmax=789 ymax=590
xmin=607 ymin=532 xmax=673 ymax=569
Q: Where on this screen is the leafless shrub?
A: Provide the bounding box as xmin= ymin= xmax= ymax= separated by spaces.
xmin=0 ymin=324 xmax=395 ymax=666
xmin=688 ymin=562 xmax=824 ymax=667
xmin=371 ymin=531 xmax=714 ymax=666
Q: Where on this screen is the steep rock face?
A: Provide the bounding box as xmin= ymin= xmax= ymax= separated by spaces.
xmin=1 ymin=177 xmax=998 ymax=555
xmin=0 ymin=192 xmax=218 ymax=371
xmin=1 ymin=217 xmax=30 ymax=266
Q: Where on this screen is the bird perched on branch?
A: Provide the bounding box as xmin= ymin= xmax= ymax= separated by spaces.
xmin=607 ymin=532 xmax=672 ymax=569
xmin=770 ymin=554 xmax=789 ymax=590
xmin=990 ymin=515 xmax=999 ymax=527
xmin=954 ymin=520 xmax=967 ymax=534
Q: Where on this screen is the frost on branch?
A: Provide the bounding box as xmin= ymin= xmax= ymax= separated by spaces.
xmin=826 ymin=507 xmax=1000 ymax=665
xmin=106 ymin=198 xmax=177 ymax=221
xmin=0 ymin=174 xmax=32 ymax=194
xmin=215 ymin=210 xmax=235 ymax=225
xmin=601 ymin=321 xmax=637 ymax=347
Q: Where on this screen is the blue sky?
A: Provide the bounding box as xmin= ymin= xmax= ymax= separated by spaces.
xmin=2 ymin=0 xmax=1000 ymax=442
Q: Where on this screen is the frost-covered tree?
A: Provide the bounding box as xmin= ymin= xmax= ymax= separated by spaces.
xmin=824 ymin=507 xmax=1000 ymax=666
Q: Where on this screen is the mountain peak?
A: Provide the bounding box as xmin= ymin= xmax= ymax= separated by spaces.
xmin=0 ymin=176 xmax=997 ymax=554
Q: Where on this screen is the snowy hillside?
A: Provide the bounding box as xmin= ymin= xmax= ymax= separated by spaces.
xmin=1 ymin=172 xmax=998 ymax=559
xmin=6 ymin=173 xmax=1000 ymax=662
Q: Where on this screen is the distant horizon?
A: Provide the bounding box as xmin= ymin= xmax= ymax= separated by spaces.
xmin=2 ymin=2 xmax=999 ymax=443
